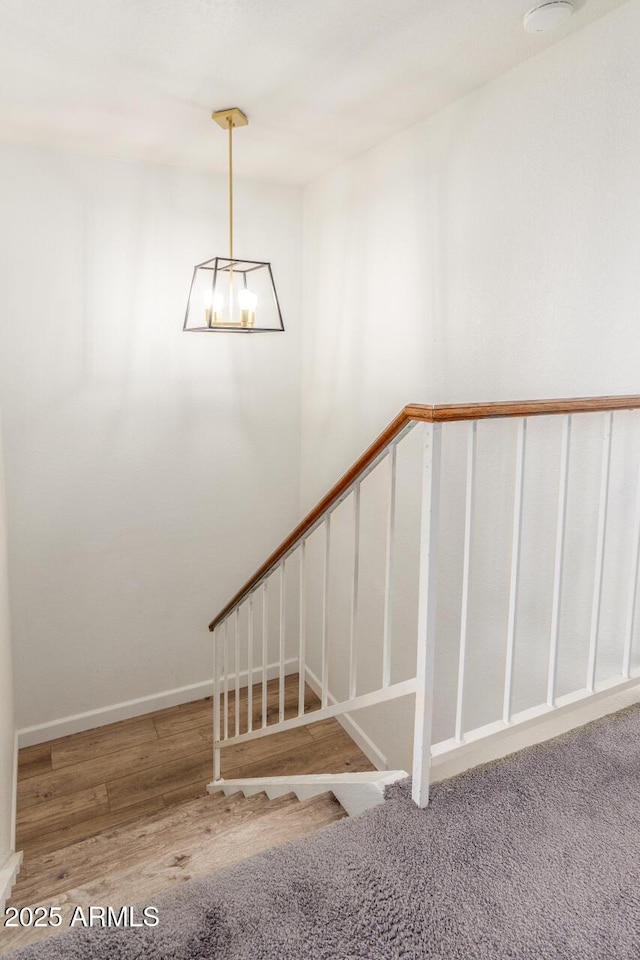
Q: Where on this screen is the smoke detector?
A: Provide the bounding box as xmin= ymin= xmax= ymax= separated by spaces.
xmin=523 ymin=1 xmax=574 ymax=33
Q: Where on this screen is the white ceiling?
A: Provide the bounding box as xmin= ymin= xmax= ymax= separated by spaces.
xmin=0 ymin=0 xmax=629 ymax=184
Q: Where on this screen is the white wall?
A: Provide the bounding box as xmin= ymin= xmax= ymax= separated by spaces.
xmin=1 ymin=1 xmax=639 ymax=769
xmin=0 ymin=410 xmax=16 ymax=864
xmin=302 ymin=1 xmax=640 ymax=769
xmin=0 ymin=143 xmax=302 ymax=733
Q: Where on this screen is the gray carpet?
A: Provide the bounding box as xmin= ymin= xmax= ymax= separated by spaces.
xmin=8 ymin=704 xmax=640 ymax=959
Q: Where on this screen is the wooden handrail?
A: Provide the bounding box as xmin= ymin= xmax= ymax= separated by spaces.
xmin=209 ymin=394 xmax=640 ymax=630
xmin=407 ymin=395 xmax=640 ymax=422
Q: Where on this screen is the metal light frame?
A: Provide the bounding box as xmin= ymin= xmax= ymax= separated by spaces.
xmin=183 ymin=257 xmax=284 ymax=333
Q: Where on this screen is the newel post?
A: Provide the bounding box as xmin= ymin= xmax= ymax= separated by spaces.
xmin=412 ymin=421 xmax=442 ymax=808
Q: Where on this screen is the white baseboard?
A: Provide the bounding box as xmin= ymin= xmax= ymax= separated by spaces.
xmin=17 ymin=659 xmax=299 ymax=748
xmin=0 ymin=850 xmax=23 ymax=916
xmin=0 ymin=734 xmax=22 ymax=915
xmin=303 ymin=666 xmax=388 ymax=771
xmin=430 ymin=675 xmax=640 ymax=783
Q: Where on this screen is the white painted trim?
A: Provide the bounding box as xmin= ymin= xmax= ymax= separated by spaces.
xmin=304 ymin=664 xmax=389 ymax=771
xmin=219 ymin=678 xmax=415 ymax=749
xmin=431 ymin=674 xmax=640 ymax=784
xmin=412 ymin=421 xmax=441 ymax=807
xmin=210 ymin=682 xmax=640 ymax=812
xmin=17 ymin=659 xmax=299 ymax=748
xmin=0 ymin=850 xmax=23 ymax=916
xmin=0 ymin=735 xmax=23 ymax=916
xmin=208 ymin=771 xmax=406 ymax=817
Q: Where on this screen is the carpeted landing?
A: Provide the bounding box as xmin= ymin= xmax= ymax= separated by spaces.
xmin=7 ymin=704 xmax=640 ymax=959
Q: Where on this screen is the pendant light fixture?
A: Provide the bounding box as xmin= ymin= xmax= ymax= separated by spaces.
xmin=183 ymin=108 xmax=284 ymax=333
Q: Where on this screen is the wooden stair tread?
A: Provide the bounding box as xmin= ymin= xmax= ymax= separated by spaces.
xmin=0 ymin=792 xmax=344 ymax=957
xmin=7 ymin=677 xmax=371 ymax=958
xmin=29 ymin=790 xmax=342 ymax=910
xmin=16 ymin=788 xmax=244 ymax=878
xmin=11 ymin=791 xmax=298 ymax=906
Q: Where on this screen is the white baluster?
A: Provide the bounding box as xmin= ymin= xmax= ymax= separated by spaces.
xmin=322 ymin=515 xmax=331 ymax=709
xmin=279 ymin=559 xmax=286 ymax=723
xmin=623 ymin=462 xmax=640 ymax=679
xmin=298 ymin=541 xmax=307 ymax=717
xmin=349 ymin=484 xmax=361 ymax=702
xmin=587 ymin=411 xmax=613 ymax=692
xmin=503 ymin=418 xmax=527 ymax=725
xmin=455 ymin=420 xmax=477 ymax=743
xmin=412 ymin=421 xmax=442 ymax=808
xmin=547 ymin=415 xmax=571 ymax=707
xmin=247 ymin=594 xmax=254 ymax=734
xmin=235 ymin=606 xmax=240 ymax=738
xmin=213 ymin=625 xmax=221 ymax=782
xmin=262 ymin=580 xmax=268 ymax=728
xmin=382 ymin=444 xmax=398 ymax=689
xmin=223 ymin=617 xmax=229 ymax=741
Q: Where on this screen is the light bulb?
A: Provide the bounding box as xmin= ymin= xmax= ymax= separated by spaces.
xmin=238 ymin=288 xmax=257 ymax=328
xmin=203 ymin=288 xmax=224 ymax=326
xmin=238 ymin=289 xmax=257 ymax=310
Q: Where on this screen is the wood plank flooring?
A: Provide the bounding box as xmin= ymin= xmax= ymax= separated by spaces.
xmin=3 ymin=671 xmax=375 ymax=960
xmin=2 ymin=674 xmax=372 ymax=954
xmin=2 ymin=791 xmax=346 ymax=956
xmin=15 ymin=674 xmax=373 ymax=857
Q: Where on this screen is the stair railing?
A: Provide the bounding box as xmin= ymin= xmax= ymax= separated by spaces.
xmin=209 ymin=395 xmax=640 ymax=807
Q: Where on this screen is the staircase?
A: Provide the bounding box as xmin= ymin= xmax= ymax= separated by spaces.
xmin=209 ymin=770 xmax=407 ymax=817
xmin=0 ymin=787 xmax=344 ymax=955
xmin=7 ymin=393 xmax=640 ymax=951
xmin=206 ymin=396 xmax=640 ymax=811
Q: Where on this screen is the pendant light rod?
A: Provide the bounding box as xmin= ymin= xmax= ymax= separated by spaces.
xmin=212 ymin=107 xmax=248 ymax=262
xmin=228 ymin=119 xmax=233 ymax=261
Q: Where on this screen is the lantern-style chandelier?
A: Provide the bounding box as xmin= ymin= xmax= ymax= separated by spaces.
xmin=183 ymin=108 xmax=284 ymax=334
